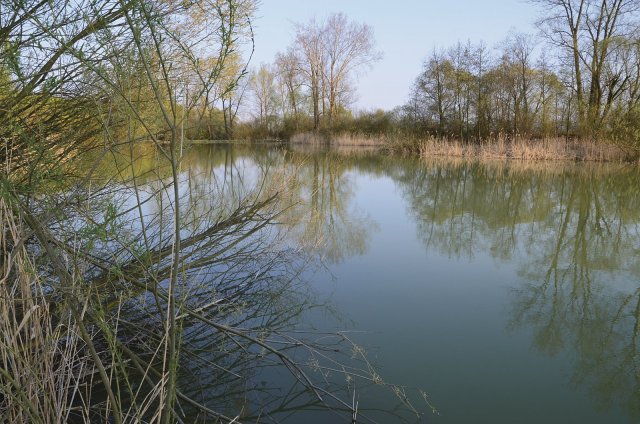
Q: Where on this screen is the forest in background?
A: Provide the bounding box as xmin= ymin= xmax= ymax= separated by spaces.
xmin=222 ymin=0 xmax=640 ymax=156
xmin=5 ymin=0 xmax=637 ymax=153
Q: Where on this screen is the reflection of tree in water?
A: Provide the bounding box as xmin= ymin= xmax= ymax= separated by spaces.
xmin=181 ymin=144 xmax=378 ymax=265
xmin=128 ymin=143 xmax=640 ymax=419
xmin=115 ymin=145 xmax=640 ymax=420
xmin=397 ymin=158 xmax=640 ymax=419
xmin=58 ymin=159 xmax=317 ymax=421
xmin=162 ymin=145 xmax=426 ymax=421
xmin=98 ymin=143 xmax=383 ymax=268
xmin=284 ymin=152 xmax=377 ymax=264
xmin=397 ymin=160 xmax=559 ymax=259
xmin=48 ymin=144 xmax=420 ymax=422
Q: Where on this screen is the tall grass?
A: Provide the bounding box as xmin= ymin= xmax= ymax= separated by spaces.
xmin=0 ymin=199 xmax=92 ymax=423
xmin=418 ymin=135 xmax=634 ymax=162
xmin=290 ymin=131 xmax=634 ymax=162
xmin=290 ymin=132 xmax=386 ymax=147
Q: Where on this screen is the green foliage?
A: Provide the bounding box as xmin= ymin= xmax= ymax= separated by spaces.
xmin=608 ymin=107 xmax=640 ymax=156
xmin=185 ymin=107 xmax=228 ymax=139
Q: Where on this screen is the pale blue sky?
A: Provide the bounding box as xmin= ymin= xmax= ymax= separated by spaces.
xmin=250 ymin=0 xmax=539 ymax=111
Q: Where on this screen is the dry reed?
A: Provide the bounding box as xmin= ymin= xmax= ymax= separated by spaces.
xmin=419 ymin=135 xmax=634 ymax=162
xmin=0 ymin=199 xmax=94 ymax=423
xmin=290 ymin=132 xmax=386 ymax=147
xmin=290 ymin=132 xmax=635 ymax=162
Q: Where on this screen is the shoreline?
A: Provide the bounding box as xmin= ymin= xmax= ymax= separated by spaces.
xmin=161 ymin=134 xmax=639 ymax=164
xmin=285 ymin=132 xmax=639 ymax=162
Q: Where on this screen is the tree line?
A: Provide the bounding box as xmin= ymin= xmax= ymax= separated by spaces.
xmin=224 ymin=12 xmax=382 ymax=140
xmin=407 ymin=0 xmax=640 ymax=142
xmin=230 ymin=0 xmax=640 ymax=150
xmin=98 ymin=0 xmax=640 ymax=148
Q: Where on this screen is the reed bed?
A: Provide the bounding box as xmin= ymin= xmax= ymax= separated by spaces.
xmin=290 ymin=132 xmax=387 ymax=147
xmin=291 ymin=132 xmax=635 ymax=162
xmin=419 ymin=135 xmax=634 ymax=162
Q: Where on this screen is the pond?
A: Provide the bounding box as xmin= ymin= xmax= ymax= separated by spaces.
xmin=109 ymin=143 xmax=640 ymax=423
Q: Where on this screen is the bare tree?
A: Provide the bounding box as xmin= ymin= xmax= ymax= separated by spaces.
xmin=275 ymin=50 xmax=304 ymax=119
xmin=291 ymin=13 xmax=380 ymax=130
xmin=471 ymin=41 xmax=492 ymax=140
xmin=499 ymin=32 xmax=538 ymax=135
xmin=413 ymin=50 xmax=454 ymax=135
xmin=322 ymin=13 xmax=381 ymax=126
xmin=293 ymin=18 xmax=325 ymax=130
xmin=249 ymin=63 xmax=278 ymax=131
xmin=533 ymin=0 xmax=640 ymax=133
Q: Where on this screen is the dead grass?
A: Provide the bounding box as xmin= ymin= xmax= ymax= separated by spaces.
xmin=290 ymin=132 xmax=386 ymax=147
xmin=0 ymin=199 xmax=93 ymax=423
xmin=0 ymin=196 xmax=162 ymax=423
xmin=419 ymin=135 xmax=634 ymax=162
xmin=290 ymin=132 xmax=635 ymax=162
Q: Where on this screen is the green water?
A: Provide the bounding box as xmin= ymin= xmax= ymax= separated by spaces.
xmin=124 ymin=143 xmax=640 ymax=423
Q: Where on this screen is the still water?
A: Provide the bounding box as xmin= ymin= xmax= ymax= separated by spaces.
xmin=116 ymin=143 xmax=640 ymax=423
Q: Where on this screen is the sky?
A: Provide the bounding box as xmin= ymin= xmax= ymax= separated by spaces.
xmin=250 ymin=0 xmax=541 ymax=112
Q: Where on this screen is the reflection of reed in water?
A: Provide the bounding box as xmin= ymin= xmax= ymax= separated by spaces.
xmin=398 ymin=157 xmax=640 ymax=419
xmin=421 ymin=155 xmax=638 ymax=177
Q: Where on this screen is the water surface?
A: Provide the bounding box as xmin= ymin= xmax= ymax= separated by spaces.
xmin=122 ymin=144 xmax=640 ymax=423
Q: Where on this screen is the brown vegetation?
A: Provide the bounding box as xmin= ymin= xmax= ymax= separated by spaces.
xmin=290 ymin=132 xmax=386 ymax=147
xmin=418 ymin=136 xmax=634 ymax=162
xmin=289 ymin=131 xmax=636 ymax=163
